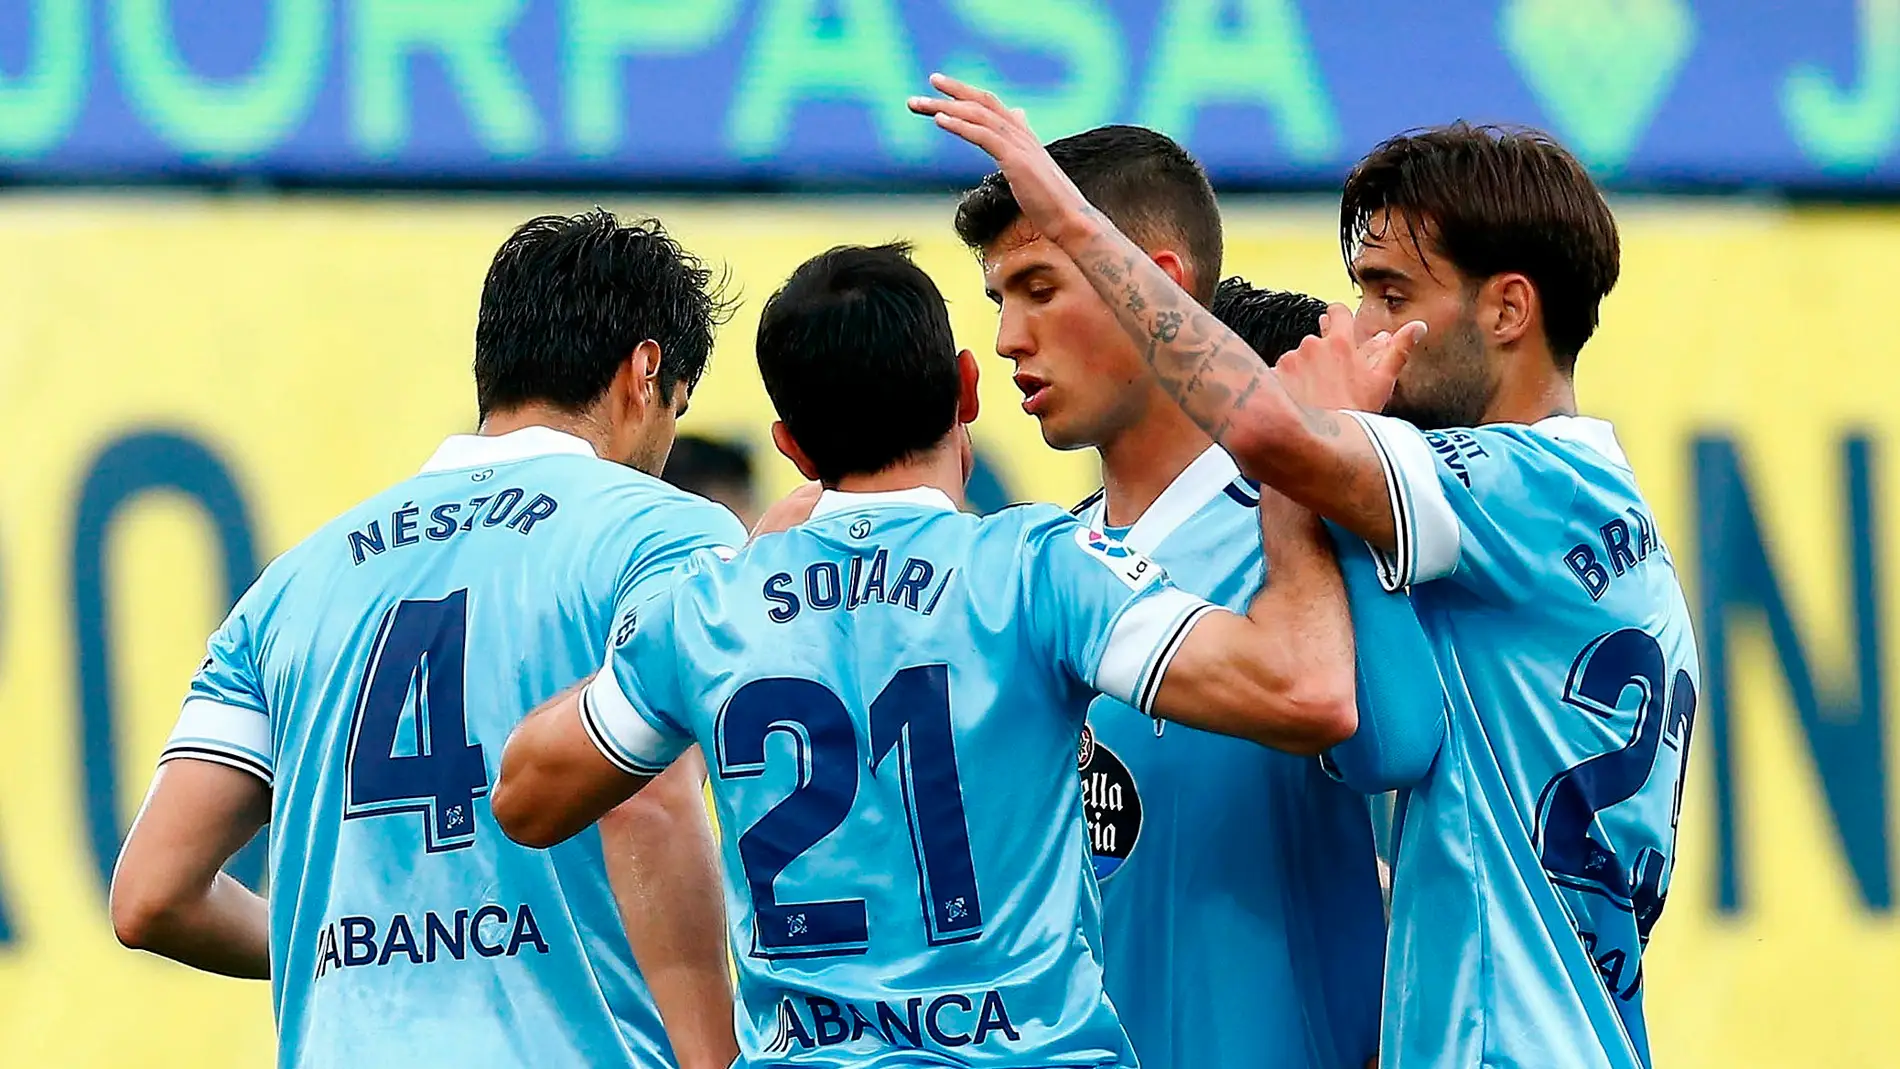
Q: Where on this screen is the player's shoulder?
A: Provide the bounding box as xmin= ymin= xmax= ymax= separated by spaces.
xmin=979 ymin=500 xmax=1078 ymax=535
xmin=966 ymin=501 xmax=1089 ymax=560
xmin=220 ymin=476 xmax=431 ymax=625
xmin=559 ymin=461 xmax=745 ymax=544
xmin=1407 ymin=416 xmax=1632 ymax=499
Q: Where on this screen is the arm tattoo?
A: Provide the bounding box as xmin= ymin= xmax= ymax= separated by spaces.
xmin=1068 ymin=209 xmax=1301 ymax=453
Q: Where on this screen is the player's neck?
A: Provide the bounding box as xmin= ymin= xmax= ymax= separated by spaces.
xmin=476 ymin=404 xmax=608 ymax=457
xmin=830 ymin=441 xmax=968 ymax=510
xmin=1096 ymin=403 xmax=1214 ymax=528
xmin=1481 ymin=360 xmax=1580 ymax=426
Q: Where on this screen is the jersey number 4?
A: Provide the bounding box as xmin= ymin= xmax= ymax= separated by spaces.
xmin=717 ymin=664 xmax=983 ymax=959
xmin=343 ymin=590 xmax=489 ymax=852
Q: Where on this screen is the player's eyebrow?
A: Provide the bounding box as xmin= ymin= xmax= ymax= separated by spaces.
xmin=1351 ymin=263 xmax=1411 ymax=287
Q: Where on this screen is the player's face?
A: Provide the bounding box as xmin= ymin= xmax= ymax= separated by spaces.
xmin=1351 ymin=210 xmax=1497 ymax=430
xmin=981 ymin=220 xmax=1152 ymax=451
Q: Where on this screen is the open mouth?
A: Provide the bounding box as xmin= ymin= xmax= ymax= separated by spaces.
xmin=1014 ymin=372 xmax=1052 ymax=415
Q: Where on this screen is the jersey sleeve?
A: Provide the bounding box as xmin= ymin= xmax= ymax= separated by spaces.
xmin=605 ymin=495 xmax=745 ymax=650
xmin=161 ymin=597 xmax=273 ymax=786
xmin=1021 ymin=517 xmax=1220 ymax=716
xmin=1320 ymin=521 xmax=1447 ymax=792
xmin=579 ymin=586 xmax=694 ymax=776
xmin=1346 ymin=411 xmax=1583 ymax=601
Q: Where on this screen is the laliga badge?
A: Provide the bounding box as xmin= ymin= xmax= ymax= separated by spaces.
xmin=1074 ymin=527 xmax=1160 ymax=590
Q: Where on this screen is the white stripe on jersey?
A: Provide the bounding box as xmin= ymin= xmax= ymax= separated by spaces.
xmin=161 ymin=698 xmax=274 ymax=785
xmin=1094 ymin=587 xmax=1219 ymax=715
xmin=1345 ymin=411 xmax=1461 ymax=591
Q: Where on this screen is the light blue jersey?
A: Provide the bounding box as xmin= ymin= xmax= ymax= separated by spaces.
xmin=1069 ymin=446 xmax=1386 ymax=1069
xmin=160 ymin=427 xmax=745 ymax=1068
xmin=580 ymin=487 xmax=1222 ymax=1069
xmin=1348 ymin=413 xmax=1700 ymax=1069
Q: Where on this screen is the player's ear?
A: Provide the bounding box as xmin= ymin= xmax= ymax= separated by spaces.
xmin=1148 ymin=247 xmax=1190 ymax=294
xmin=770 ymin=421 xmax=821 ymax=481
xmin=628 ymin=339 xmax=663 ymax=407
xmin=1485 ymin=273 xmax=1536 ymax=351
xmin=955 ymin=349 xmax=980 ymax=423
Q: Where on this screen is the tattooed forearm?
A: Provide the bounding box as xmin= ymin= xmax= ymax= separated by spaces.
xmin=1067 ymin=210 xmax=1301 ymax=456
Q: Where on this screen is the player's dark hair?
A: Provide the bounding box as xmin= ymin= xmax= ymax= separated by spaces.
xmin=662 ymin=434 xmax=754 ymax=494
xmin=756 ymin=243 xmax=960 ymax=485
xmin=1341 ymin=122 xmax=1619 ymax=366
xmin=954 ymin=124 xmax=1223 ymax=304
xmin=474 ymin=209 xmax=733 ymax=419
xmin=1209 ymin=277 xmax=1327 ymax=368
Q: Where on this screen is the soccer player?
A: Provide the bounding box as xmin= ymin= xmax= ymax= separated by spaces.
xmin=491 ymin=242 xmax=1417 ymax=1067
xmin=916 ymin=77 xmax=1698 ymax=1069
xmin=109 ymin=211 xmax=745 ymax=1068
xmin=952 ymin=131 xmax=1387 ymax=1069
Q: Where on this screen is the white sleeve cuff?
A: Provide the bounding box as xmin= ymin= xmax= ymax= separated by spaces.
xmin=1093 ymin=588 xmax=1220 ymax=715
xmin=580 ymin=666 xmax=687 ymax=777
xmin=161 ymin=699 xmax=273 ymax=785
xmin=1344 ymin=411 xmax=1460 ymax=590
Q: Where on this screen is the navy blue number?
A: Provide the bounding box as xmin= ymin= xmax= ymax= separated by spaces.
xmin=1536 ymin=629 xmax=1697 ymax=945
xmin=718 ymin=666 xmax=983 ymax=958
xmin=718 ymin=678 xmax=868 ymax=958
xmin=344 ymin=591 xmax=487 ymax=852
xmin=870 ymin=664 xmax=984 ymax=944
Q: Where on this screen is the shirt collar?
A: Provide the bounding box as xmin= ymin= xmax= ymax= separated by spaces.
xmin=810 ymin=486 xmax=959 ymax=519
xmin=419 ymin=426 xmax=599 ymax=474
xmin=1534 ymin=415 xmax=1630 ymax=470
xmin=1077 ymin=444 xmax=1240 ymax=554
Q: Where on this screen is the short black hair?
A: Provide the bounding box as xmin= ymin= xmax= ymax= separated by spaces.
xmin=954 ymin=125 xmax=1223 ymax=304
xmin=755 ymin=243 xmax=960 ymax=485
xmin=474 ymin=209 xmax=732 ymax=418
xmin=1209 ymin=278 xmax=1327 ymax=367
xmin=662 ymin=434 xmax=753 ymax=494
xmin=1341 ymin=122 xmax=1619 ymax=364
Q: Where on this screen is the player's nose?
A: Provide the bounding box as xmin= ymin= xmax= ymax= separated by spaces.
xmin=994 ymin=306 xmax=1035 ymax=360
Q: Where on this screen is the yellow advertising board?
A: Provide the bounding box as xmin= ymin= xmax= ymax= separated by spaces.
xmin=0 ymin=196 xmax=1892 ymax=1067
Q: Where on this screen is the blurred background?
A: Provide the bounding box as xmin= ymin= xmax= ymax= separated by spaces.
xmin=0 ymin=1 xmax=1893 ymax=1065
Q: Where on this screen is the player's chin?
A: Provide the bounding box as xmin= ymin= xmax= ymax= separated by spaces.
xmin=1031 ymin=410 xmax=1088 ymax=451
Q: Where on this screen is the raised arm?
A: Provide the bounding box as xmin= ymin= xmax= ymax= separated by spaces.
xmin=110 ymin=759 xmax=271 ymax=979
xmin=910 ymin=75 xmax=1423 ymax=554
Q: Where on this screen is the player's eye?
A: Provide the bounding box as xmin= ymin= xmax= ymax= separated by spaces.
xmin=1380 ymin=293 xmax=1406 ymax=311
xmin=1028 ymin=285 xmax=1057 ymax=304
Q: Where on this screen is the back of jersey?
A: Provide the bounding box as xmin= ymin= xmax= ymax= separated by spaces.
xmin=581 ymin=488 xmax=1217 ymax=1068
xmin=164 ymin=429 xmax=744 ymax=1068
xmin=1347 ymin=413 xmax=1699 ymax=1069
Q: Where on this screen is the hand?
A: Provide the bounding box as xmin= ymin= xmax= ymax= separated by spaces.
xmin=908 ymin=74 xmax=1097 ymax=246
xmin=749 ymin=481 xmax=822 ymax=541
xmin=1272 ymin=304 xmax=1425 ymax=412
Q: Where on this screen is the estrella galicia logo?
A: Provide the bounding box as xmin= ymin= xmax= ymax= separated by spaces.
xmin=1078 ymin=724 xmax=1142 ymax=881
xmin=1073 ymin=527 xmax=1159 ymax=591
xmin=612 ymin=610 xmax=638 ymax=648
